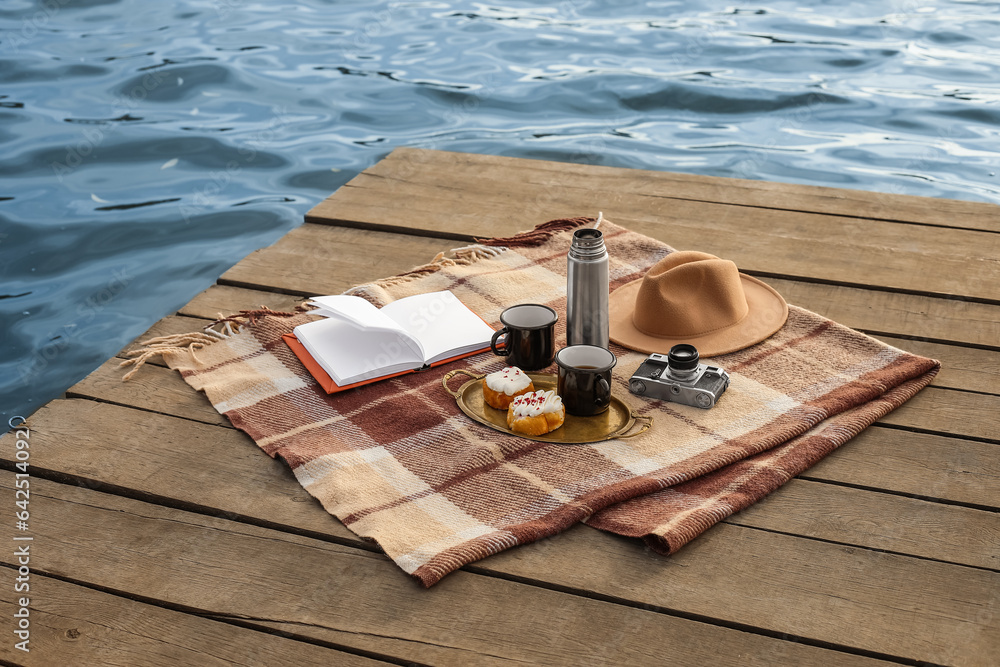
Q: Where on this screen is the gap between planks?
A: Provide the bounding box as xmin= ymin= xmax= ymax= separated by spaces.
xmin=336 ymin=148 xmax=1000 ymax=235
xmin=0 ymin=569 xmax=396 ymax=667
xmin=301 ymin=216 xmax=1000 ymax=306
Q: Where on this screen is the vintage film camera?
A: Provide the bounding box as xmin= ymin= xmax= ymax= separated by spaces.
xmin=628 ymin=344 xmax=730 ymax=409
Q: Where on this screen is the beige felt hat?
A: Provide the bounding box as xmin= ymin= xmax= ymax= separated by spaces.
xmin=609 ymin=251 xmax=788 ymax=357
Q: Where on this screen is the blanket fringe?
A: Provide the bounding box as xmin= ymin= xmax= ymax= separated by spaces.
xmin=209 ymin=305 xmax=308 ymax=328
xmin=119 ymin=331 xmax=227 ymax=380
xmin=344 ymin=243 xmax=506 ymax=292
xmin=120 ymin=305 xmax=306 ymax=381
xmin=121 ymin=217 xmax=592 ymax=377
xmin=344 ymin=217 xmax=594 ymax=294
xmin=477 ymin=216 xmax=595 ymax=248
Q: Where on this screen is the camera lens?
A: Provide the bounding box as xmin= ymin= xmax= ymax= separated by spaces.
xmin=667 ymin=344 xmax=700 ymax=372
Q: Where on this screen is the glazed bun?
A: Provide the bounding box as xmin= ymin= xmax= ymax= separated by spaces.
xmin=507 ymin=390 xmax=566 ymax=436
xmin=483 ymin=366 xmax=534 ymax=410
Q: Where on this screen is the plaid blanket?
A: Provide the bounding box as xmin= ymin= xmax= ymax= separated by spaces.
xmin=163 ymin=219 xmax=938 ymax=586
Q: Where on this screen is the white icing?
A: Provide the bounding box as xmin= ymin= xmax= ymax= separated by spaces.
xmin=510 ymin=390 xmax=563 ymax=418
xmin=486 ymin=366 xmax=532 ymax=396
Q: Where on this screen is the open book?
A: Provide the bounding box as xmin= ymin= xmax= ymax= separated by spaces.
xmin=283 ymin=290 xmax=495 ymax=393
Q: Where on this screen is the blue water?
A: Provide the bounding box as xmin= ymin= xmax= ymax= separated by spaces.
xmin=2 ymin=0 xmax=999 ymax=425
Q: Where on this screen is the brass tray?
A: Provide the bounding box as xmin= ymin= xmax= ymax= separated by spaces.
xmin=442 ymin=370 xmax=652 ymax=444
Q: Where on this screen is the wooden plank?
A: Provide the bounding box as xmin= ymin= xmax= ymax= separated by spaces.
xmin=50 ymin=358 xmax=1000 ymax=509
xmin=219 ymin=223 xmax=1000 ymax=349
xmin=1 ymin=474 xmax=889 ymax=667
xmin=144 ymin=230 xmax=1000 ymax=400
xmin=220 ymin=224 xmax=460 ymax=297
xmin=880 ymin=386 xmax=999 ymax=442
xmin=92 ymin=326 xmax=1000 ymax=510
xmin=0 ymin=574 xmax=385 ymax=666
xmin=68 ymin=357 xmax=228 ymax=427
xmin=179 ymin=284 xmax=306 ymax=320
xmin=4 ymin=398 xmax=998 ymax=663
xmin=728 ymin=478 xmax=999 ymax=570
xmin=805 ymin=428 xmax=1000 ymax=510
xmin=761 ymin=277 xmax=1000 ymax=350
xmin=307 ymin=150 xmax=1000 ymax=301
xmin=865 ymin=335 xmax=999 ymax=396
xmin=321 ymin=147 xmax=1000 ymax=233
xmin=12 ymin=400 xmax=321 ymax=533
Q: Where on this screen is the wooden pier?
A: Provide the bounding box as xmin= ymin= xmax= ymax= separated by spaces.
xmin=2 ymin=148 xmax=998 ymax=666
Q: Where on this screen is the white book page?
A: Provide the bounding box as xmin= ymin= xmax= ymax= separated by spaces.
xmin=293 ymin=317 xmax=423 ymax=385
xmin=309 ymin=295 xmax=399 ymax=330
xmin=380 ymin=290 xmax=495 ymax=364
xmin=309 ymin=294 xmax=425 ymax=360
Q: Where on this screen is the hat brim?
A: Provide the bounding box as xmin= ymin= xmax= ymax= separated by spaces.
xmin=609 ymin=273 xmax=788 ymax=357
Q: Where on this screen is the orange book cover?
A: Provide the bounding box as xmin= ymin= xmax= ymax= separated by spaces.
xmin=282 ymin=332 xmax=493 ymax=394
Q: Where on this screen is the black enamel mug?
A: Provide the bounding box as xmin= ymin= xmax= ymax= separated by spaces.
xmin=490 ymin=304 xmax=558 ymax=371
xmin=555 ymin=345 xmax=617 ymax=416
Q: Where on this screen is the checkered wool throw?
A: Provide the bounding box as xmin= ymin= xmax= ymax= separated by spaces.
xmin=162 ymin=219 xmax=939 ymax=586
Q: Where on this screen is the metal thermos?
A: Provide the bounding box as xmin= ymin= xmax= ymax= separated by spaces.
xmin=566 ymin=227 xmax=609 ymax=348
